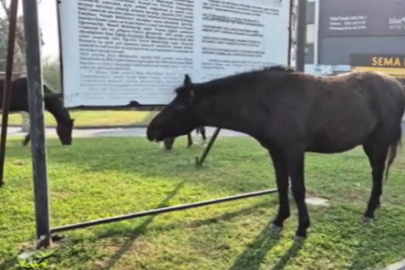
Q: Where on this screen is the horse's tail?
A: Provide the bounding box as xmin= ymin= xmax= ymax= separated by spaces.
xmin=384 ymin=125 xmax=402 ymax=181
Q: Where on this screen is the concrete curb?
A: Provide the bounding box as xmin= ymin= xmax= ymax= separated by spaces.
xmin=382 ymin=259 xmax=405 ymax=270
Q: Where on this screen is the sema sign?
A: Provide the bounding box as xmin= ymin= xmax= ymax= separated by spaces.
xmin=57 ymin=0 xmax=291 ymax=107
xmin=351 ymin=54 xmax=405 ymax=86
xmin=351 ymin=54 xmax=405 ymax=68
xmin=372 ymin=57 xmax=405 ymax=68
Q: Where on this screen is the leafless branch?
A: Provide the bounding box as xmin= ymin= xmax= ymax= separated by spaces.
xmin=0 ymin=0 xmax=8 ymax=16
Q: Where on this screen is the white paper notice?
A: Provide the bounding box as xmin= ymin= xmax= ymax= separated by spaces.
xmin=58 ymin=0 xmax=290 ymax=107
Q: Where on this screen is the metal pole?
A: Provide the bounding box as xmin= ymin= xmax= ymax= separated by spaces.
xmin=0 ymin=0 xmax=19 ymax=187
xmin=55 ymin=0 xmax=65 ymax=98
xmin=22 ymin=0 xmax=51 ymax=247
xmin=313 ymin=0 xmax=320 ymax=66
xmin=195 ymin=128 xmax=221 ymax=166
xmin=51 ymin=188 xmax=278 ymax=234
xmin=287 ymin=0 xmax=293 ymax=67
xmin=295 ymin=0 xmax=307 ymax=72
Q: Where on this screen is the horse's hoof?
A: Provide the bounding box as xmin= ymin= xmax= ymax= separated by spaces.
xmin=294 ymin=235 xmax=306 ymax=243
xmin=269 ymin=223 xmax=283 ymax=233
xmin=362 ymin=216 xmax=374 ymax=225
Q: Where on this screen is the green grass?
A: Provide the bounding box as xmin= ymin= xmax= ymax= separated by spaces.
xmin=1 ymin=136 xmax=405 ymax=270
xmin=5 ymin=110 xmax=158 ymax=127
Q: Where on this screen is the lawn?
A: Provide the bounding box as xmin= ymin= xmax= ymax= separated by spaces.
xmin=1 ymin=136 xmax=405 ymax=270
xmin=5 ymin=110 xmax=158 ymax=128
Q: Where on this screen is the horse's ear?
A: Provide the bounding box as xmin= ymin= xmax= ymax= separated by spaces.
xmin=184 ymin=74 xmax=192 ymax=86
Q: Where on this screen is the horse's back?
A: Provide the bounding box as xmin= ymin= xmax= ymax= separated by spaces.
xmin=0 ymin=77 xmax=29 ymax=112
xmin=351 ymin=71 xmax=405 ymax=122
xmin=302 ymin=71 xmax=405 ymax=152
xmin=311 ymin=71 xmax=405 ymax=120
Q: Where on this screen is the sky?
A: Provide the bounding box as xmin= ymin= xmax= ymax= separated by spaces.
xmin=1 ymin=0 xmax=60 ymax=59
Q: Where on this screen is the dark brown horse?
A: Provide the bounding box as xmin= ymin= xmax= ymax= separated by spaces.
xmin=161 ymin=126 xmax=207 ymax=150
xmin=146 ymin=66 xmax=405 ymax=239
xmin=0 ymin=77 xmax=74 ymax=145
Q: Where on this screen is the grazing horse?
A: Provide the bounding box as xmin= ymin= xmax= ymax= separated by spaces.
xmin=161 ymin=126 xmax=207 ymax=150
xmin=0 ymin=77 xmax=74 ymax=145
xmin=146 ymin=65 xmax=405 ymax=239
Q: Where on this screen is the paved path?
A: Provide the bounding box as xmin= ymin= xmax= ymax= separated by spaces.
xmin=5 ymin=122 xmax=405 ymax=139
xmin=5 ymin=126 xmax=248 ymax=138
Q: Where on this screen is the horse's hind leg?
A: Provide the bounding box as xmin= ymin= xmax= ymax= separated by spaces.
xmin=362 ymin=141 xmax=389 ymax=221
xmin=200 ymin=127 xmax=207 ymax=141
xmin=22 ymin=132 xmax=30 ymax=146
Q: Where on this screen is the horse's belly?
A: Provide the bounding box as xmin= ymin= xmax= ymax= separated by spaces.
xmin=306 ymin=130 xmax=368 ymax=153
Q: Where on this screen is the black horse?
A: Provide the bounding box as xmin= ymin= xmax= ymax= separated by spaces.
xmin=162 ymin=126 xmax=207 ymax=150
xmin=0 ymin=77 xmax=74 ymax=145
xmin=146 ymin=66 xmax=405 ymax=239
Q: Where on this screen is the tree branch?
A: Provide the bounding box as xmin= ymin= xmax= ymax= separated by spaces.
xmin=0 ymin=0 xmax=8 ymax=17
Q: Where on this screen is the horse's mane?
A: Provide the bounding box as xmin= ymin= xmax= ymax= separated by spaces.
xmin=175 ymin=65 xmax=296 ymax=96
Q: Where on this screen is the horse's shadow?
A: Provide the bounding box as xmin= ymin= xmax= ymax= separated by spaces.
xmin=227 ymin=226 xmax=303 ymax=270
xmin=268 ymin=240 xmax=303 ymax=270
xmin=95 ymin=178 xmax=186 ymax=270
xmin=93 ymin=181 xmax=276 ymax=270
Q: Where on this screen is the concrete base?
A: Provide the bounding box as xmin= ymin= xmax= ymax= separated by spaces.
xmin=382 ymin=259 xmax=405 ymax=270
xmin=305 ymin=197 xmax=330 ymax=206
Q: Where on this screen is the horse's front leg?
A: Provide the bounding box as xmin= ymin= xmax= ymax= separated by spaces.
xmin=268 ymin=147 xmax=290 ymax=232
xmin=285 ymin=147 xmax=310 ymax=238
xmin=187 ymin=133 xmax=193 ymax=148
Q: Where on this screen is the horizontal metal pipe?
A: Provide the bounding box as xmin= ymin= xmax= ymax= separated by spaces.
xmin=51 ymin=188 xmax=278 ymax=234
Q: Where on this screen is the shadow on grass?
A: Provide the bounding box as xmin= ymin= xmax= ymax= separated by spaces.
xmin=96 ymin=200 xmax=273 ymax=239
xmin=346 ymin=222 xmax=405 ymax=270
xmin=0 ymin=258 xmax=16 ymax=270
xmin=95 ymin=202 xmax=274 ymax=270
xmin=98 ymin=178 xmax=186 ymax=270
xmin=226 ymin=221 xmax=281 ymax=270
xmin=92 ymin=182 xmax=274 ymax=270
xmin=270 ymin=240 xmax=304 ymax=270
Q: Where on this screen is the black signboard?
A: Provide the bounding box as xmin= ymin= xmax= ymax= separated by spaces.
xmin=319 ymin=0 xmax=405 ymax=37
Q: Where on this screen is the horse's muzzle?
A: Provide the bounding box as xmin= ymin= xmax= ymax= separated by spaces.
xmin=146 ymin=128 xmax=161 ymax=142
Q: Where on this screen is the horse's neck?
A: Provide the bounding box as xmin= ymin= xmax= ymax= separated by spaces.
xmin=196 ymin=96 xmax=254 ymax=135
xmin=44 ymin=98 xmax=70 ymax=123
